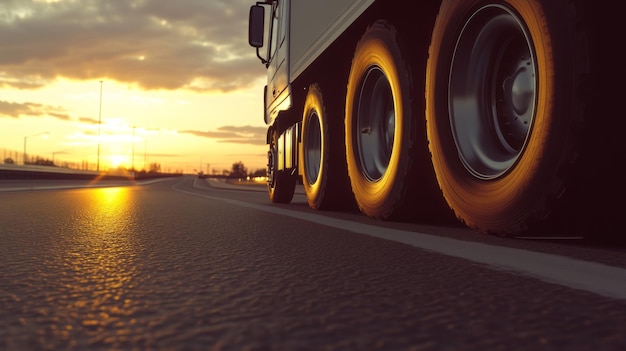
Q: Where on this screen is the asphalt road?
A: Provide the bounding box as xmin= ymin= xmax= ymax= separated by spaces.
xmin=1 ymin=176 xmax=625 ymax=350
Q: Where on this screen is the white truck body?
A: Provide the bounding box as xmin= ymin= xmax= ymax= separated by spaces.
xmin=289 ymin=0 xmax=374 ymax=82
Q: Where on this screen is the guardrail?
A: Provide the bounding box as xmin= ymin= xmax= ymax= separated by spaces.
xmin=0 ymin=164 xmax=181 ymax=181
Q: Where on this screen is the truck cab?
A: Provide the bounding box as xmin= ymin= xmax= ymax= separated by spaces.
xmin=250 ymin=1 xmax=299 ymax=203
xmin=250 ymin=1 xmax=291 ymax=126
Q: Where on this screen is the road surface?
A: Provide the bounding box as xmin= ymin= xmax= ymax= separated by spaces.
xmin=1 ymin=176 xmax=625 ymax=350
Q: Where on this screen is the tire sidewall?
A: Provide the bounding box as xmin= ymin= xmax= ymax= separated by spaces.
xmin=301 ymin=84 xmax=328 ymax=209
xmin=426 ymin=0 xmax=577 ymax=231
xmin=346 ymin=23 xmax=412 ymax=218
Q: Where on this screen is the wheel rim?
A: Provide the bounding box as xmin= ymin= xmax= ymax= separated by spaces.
xmin=267 ymin=137 xmax=277 ymax=187
xmin=355 ymin=66 xmax=395 ymax=181
xmin=303 ymin=110 xmax=322 ymax=185
xmin=449 ymin=5 xmax=536 ymax=180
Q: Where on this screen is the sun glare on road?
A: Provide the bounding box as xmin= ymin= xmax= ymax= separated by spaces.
xmin=53 ymin=187 xmax=140 ymax=339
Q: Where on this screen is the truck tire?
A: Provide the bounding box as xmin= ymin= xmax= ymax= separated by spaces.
xmin=300 ymin=84 xmax=347 ymax=210
xmin=426 ymin=0 xmax=587 ymax=234
xmin=345 ymin=21 xmax=416 ymax=220
xmin=267 ymin=129 xmax=296 ymax=203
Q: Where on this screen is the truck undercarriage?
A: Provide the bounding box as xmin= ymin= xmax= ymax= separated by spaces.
xmin=249 ymin=0 xmax=624 ymax=241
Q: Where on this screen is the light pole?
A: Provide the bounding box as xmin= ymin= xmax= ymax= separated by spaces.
xmin=23 ymin=131 xmax=49 ymax=165
xmin=131 ymin=126 xmax=136 ymax=171
xmin=144 ymin=140 xmax=147 ymax=171
xmin=52 ymin=150 xmax=68 ymax=166
xmin=97 ymin=80 xmax=103 ymax=172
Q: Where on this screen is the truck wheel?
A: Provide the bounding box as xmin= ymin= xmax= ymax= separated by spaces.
xmin=345 ymin=21 xmax=416 ymax=219
xmin=267 ymin=129 xmax=296 ymax=203
xmin=300 ymin=84 xmax=346 ymax=210
xmin=426 ymin=0 xmax=587 ymax=234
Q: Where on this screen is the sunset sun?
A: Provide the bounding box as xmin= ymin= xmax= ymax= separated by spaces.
xmin=109 ymin=154 xmax=130 ymax=169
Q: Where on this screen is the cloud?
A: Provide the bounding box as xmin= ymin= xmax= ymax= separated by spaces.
xmin=0 ymin=0 xmax=264 ymax=92
xmin=78 ymin=116 xmax=100 ymax=124
xmin=0 ymin=100 xmax=72 ymax=120
xmin=181 ymin=125 xmax=266 ymax=145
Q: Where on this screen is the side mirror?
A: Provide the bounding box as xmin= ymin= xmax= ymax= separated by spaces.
xmin=248 ymin=5 xmax=265 ymax=48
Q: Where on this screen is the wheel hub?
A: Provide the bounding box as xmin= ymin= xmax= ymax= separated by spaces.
xmin=355 ymin=66 xmax=395 ymax=181
xmin=304 ymin=111 xmax=322 ymax=185
xmin=449 ymin=5 xmax=537 ymax=179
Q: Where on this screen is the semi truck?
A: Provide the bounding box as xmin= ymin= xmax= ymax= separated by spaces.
xmin=248 ymin=0 xmax=623 ymax=239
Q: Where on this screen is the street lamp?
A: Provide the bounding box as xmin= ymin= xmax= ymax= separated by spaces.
xmin=23 ymin=131 xmax=49 ymax=165
xmin=97 ymin=80 xmax=103 ymax=172
xmin=131 ymin=126 xmax=136 ymax=171
xmin=144 ymin=139 xmax=148 ymax=171
xmin=52 ymin=150 xmax=68 ymax=166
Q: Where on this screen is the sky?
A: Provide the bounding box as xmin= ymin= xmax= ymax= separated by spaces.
xmin=0 ymin=0 xmax=269 ymax=174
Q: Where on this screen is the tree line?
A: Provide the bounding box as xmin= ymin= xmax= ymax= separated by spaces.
xmin=199 ymin=161 xmax=266 ymax=179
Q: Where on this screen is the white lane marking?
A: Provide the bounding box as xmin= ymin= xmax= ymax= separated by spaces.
xmin=174 ymin=180 xmax=626 ymax=301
